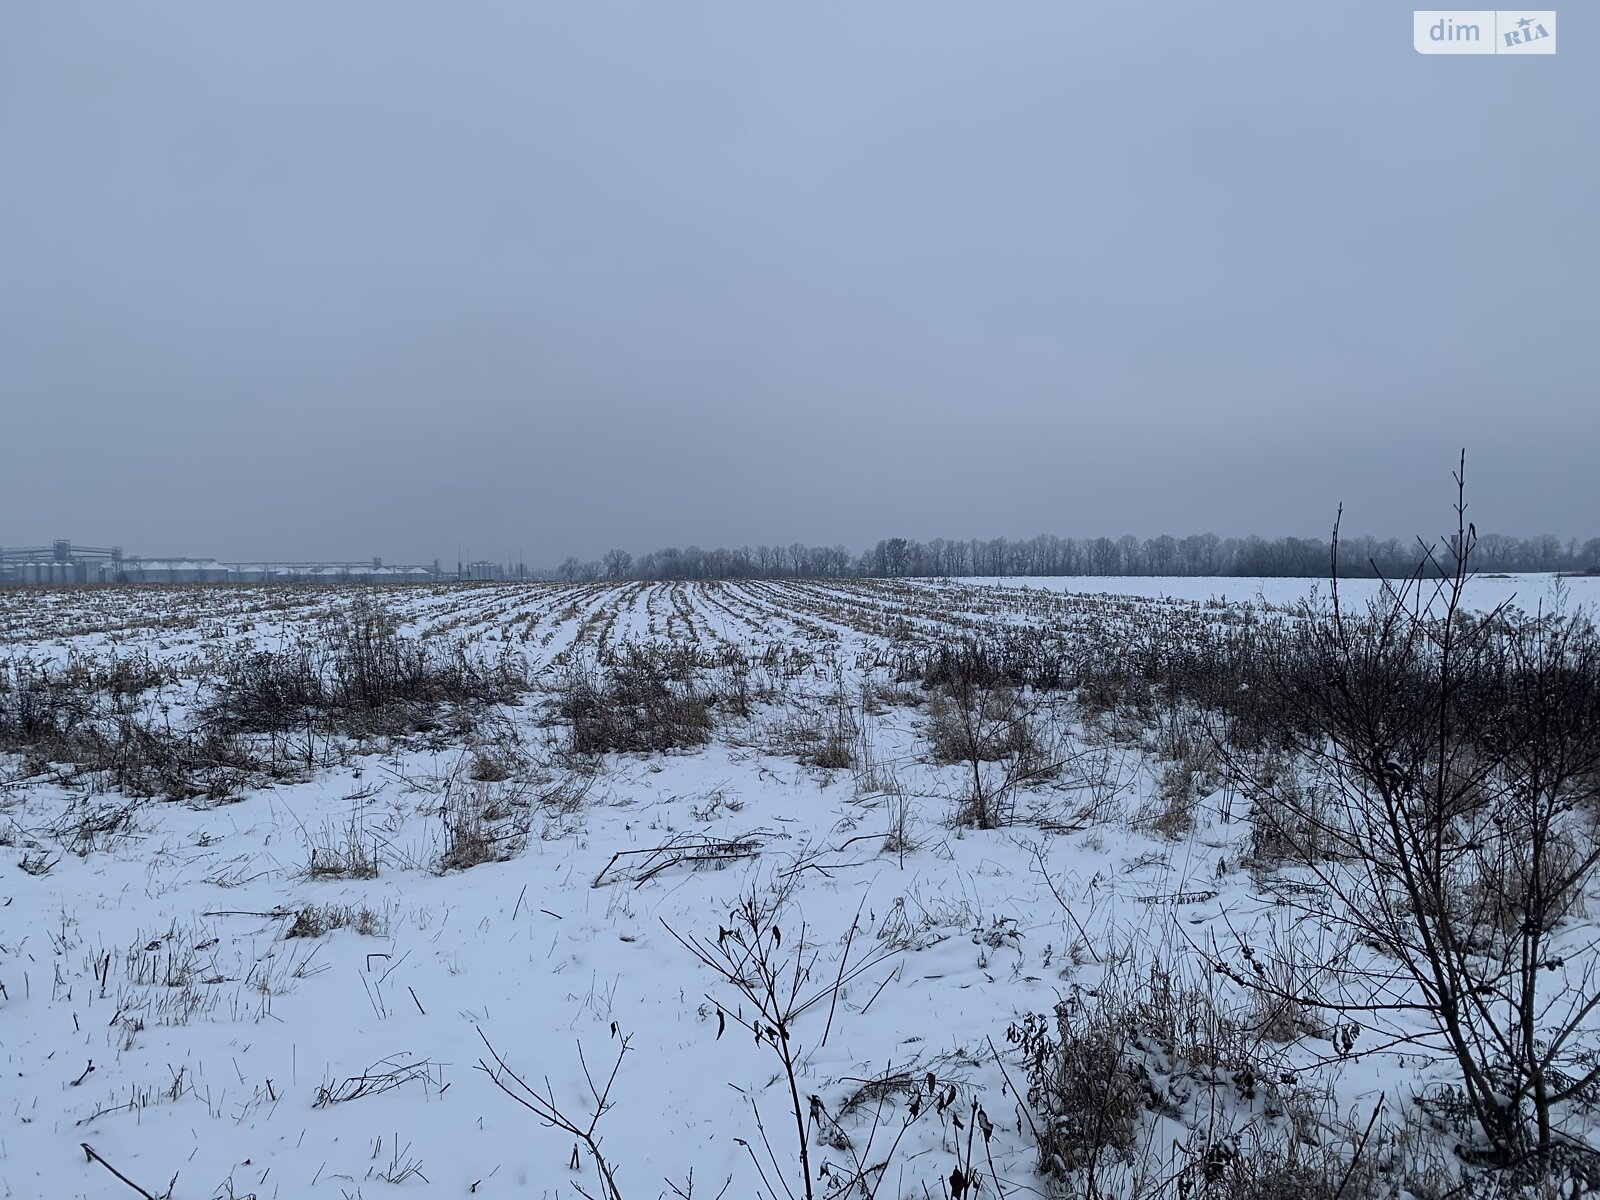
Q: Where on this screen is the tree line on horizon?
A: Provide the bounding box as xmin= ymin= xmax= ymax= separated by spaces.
xmin=547 ymin=530 xmax=1600 ymax=583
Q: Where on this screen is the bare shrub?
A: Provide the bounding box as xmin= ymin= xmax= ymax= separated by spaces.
xmin=871 ymin=680 xmax=924 ymax=709
xmin=1141 ymin=757 xmax=1205 ymax=840
xmin=49 ymin=720 xmax=252 ymax=804
xmin=560 ymin=646 xmax=713 ymax=755
xmin=666 ymin=886 xmax=904 ymax=1200
xmin=477 ymin=1030 xmax=629 ymax=1200
xmin=905 ymin=635 xmax=1073 ymax=695
xmin=115 ymin=723 xmax=257 ymax=802
xmin=285 ymin=903 xmax=389 ymax=939
xmin=437 ymin=781 xmax=529 ymax=871
xmin=1008 ymin=1001 xmax=1144 ymax=1175
xmin=1006 ymin=960 xmax=1306 ymax=1189
xmin=305 ymin=811 xmax=381 ymax=879
xmin=0 ymin=657 xmax=261 ymax=803
xmin=770 ymin=685 xmax=858 ymax=770
xmin=811 ymin=724 xmax=856 ymax=770
xmin=202 ymin=647 xmax=322 ymax=736
xmin=926 ymin=685 xmax=1033 ymax=766
xmin=206 ymin=602 xmax=527 ymax=739
xmin=1221 ymin=465 xmax=1600 ymax=1174
xmin=1241 ymin=753 xmax=1328 ymax=868
xmin=1136 ymin=704 xmax=1224 ymax=839
xmin=1171 ymin=1123 xmax=1390 ymax=1200
xmin=468 ymin=743 xmax=521 ymax=781
xmin=880 ymin=779 xmax=916 ymax=857
xmin=0 ymin=658 xmax=98 ymax=746
xmin=48 ymin=797 xmax=141 ymax=855
xmin=926 ymin=676 xmax=1065 ymax=829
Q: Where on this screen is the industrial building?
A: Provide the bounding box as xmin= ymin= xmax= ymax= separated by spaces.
xmin=1 ymin=542 xmax=442 ymax=586
xmin=118 ymin=558 xmax=233 ymax=584
xmin=0 ymin=541 xmax=123 ymax=585
xmin=226 ymin=559 xmax=438 ymax=583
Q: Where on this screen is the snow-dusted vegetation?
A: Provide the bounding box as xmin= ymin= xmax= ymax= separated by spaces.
xmin=3 ymin=562 xmax=1599 ymax=1198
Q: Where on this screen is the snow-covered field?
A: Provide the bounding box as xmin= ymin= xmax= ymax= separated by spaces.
xmin=1 ymin=576 xmax=1595 ymax=1198
xmin=964 ymin=572 xmax=1600 ymax=613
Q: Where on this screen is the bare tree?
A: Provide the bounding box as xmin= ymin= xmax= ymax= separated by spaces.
xmin=1222 ymin=456 xmax=1600 ymax=1175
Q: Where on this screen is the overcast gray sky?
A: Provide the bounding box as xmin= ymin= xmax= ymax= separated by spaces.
xmin=1 ymin=2 xmax=1594 ymax=565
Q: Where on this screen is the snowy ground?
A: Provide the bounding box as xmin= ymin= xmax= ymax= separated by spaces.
xmin=962 ymin=572 xmax=1600 ymax=613
xmin=0 ymin=575 xmax=1593 ymax=1198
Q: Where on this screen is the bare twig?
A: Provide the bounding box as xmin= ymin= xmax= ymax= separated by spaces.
xmin=80 ymin=1143 xmax=171 ymax=1200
